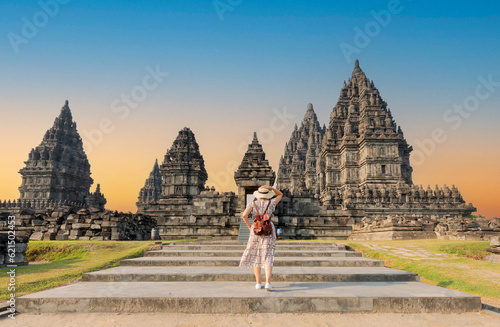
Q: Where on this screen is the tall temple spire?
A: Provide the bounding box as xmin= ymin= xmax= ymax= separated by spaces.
xmin=19 ymin=101 xmax=94 ymax=205
xmin=159 ymin=128 xmax=207 ymax=201
xmin=57 ymin=99 xmax=73 ymax=126
xmin=137 ymin=158 xmax=163 ymax=210
xmin=235 ymin=131 xmax=276 ymax=212
xmin=252 ymin=132 xmax=259 ymax=144
xmin=277 ymin=103 xmax=325 ymax=194
xmin=318 ymin=62 xmax=413 ymax=198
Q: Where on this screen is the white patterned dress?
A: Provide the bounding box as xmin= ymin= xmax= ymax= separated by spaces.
xmin=239 ymin=198 xmax=277 ymax=268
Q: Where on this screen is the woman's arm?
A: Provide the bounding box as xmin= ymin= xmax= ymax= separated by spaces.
xmin=241 ymin=206 xmax=252 ymax=230
xmin=263 ymin=185 xmax=283 ymax=204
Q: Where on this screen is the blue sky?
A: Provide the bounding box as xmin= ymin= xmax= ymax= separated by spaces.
xmin=1 ymin=0 xmax=499 ymax=215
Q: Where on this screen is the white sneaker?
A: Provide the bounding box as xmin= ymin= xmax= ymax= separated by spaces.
xmin=265 ymin=283 xmax=273 ymax=292
xmin=255 ymin=283 xmax=263 ymax=289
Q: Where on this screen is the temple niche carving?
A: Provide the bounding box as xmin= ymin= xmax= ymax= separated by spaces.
xmin=16 ymin=101 xmax=105 ymax=209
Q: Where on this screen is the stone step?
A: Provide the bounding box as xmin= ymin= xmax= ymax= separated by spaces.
xmin=188 ymin=241 xmax=339 ymax=246
xmin=237 ymin=219 xmax=250 ymax=242
xmin=82 ymin=266 xmax=419 ymax=283
xmin=162 ymin=245 xmax=347 ymax=251
xmin=120 ymin=256 xmax=385 ymax=267
xmin=18 ymin=281 xmax=481 ymax=314
xmin=145 ymin=250 xmax=361 ymax=258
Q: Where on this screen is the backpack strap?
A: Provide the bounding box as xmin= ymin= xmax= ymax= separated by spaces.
xmin=253 ymin=202 xmax=261 ymax=216
xmin=263 ymin=200 xmax=271 ymax=215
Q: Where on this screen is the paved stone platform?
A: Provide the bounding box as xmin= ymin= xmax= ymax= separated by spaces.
xmin=17 ymin=241 xmax=482 ymax=314
xmin=18 ymin=281 xmax=480 ymax=313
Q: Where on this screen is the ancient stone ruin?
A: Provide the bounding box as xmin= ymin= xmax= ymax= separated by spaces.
xmin=19 ymin=101 xmax=94 ymax=207
xmin=137 ymin=128 xmax=238 ymax=239
xmin=7 ymin=207 xmax=156 ymax=241
xmin=1 ymin=62 xmax=497 ymax=241
xmin=0 ymin=102 xmax=152 ymax=241
xmin=137 ymin=61 xmax=497 ymax=241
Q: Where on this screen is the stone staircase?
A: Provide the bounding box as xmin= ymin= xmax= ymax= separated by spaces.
xmin=18 ymin=241 xmax=481 ymax=314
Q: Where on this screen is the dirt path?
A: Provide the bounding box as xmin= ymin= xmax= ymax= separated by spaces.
xmin=6 ymin=312 xmax=500 ymax=327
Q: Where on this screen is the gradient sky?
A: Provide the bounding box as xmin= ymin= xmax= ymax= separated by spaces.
xmin=1 ymin=0 xmax=499 ymax=217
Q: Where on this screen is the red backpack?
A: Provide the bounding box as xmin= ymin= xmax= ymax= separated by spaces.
xmin=253 ymin=201 xmax=273 ymax=236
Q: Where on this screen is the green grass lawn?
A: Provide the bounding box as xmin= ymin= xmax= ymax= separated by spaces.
xmin=345 ymin=239 xmax=500 ymax=306
xmin=0 ymin=240 xmax=198 ymax=300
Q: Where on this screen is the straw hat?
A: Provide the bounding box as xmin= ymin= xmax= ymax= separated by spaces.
xmin=253 ymin=187 xmax=276 ymax=199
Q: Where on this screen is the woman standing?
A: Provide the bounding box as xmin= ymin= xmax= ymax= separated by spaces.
xmin=239 ymin=185 xmax=283 ymax=291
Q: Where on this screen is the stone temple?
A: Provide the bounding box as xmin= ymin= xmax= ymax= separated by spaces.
xmin=137 ymin=61 xmax=485 ymax=240
xmin=3 ymin=101 xmax=106 ymax=209
xmin=2 ymin=62 xmax=493 ymax=241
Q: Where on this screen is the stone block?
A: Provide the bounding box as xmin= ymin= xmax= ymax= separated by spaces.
xmin=14 ymin=220 xmax=25 ymax=227
xmin=30 ymin=232 xmax=45 ymax=241
xmin=72 ymin=223 xmax=91 ymax=229
xmin=60 ymin=224 xmax=71 ymax=230
xmin=56 ymin=235 xmax=68 ymax=241
xmin=70 ymin=230 xmax=82 ymax=237
xmin=15 ymin=243 xmax=28 ymax=252
xmin=12 ymin=253 xmax=26 ymax=264
xmin=21 ymin=208 xmax=35 ymax=215
xmin=51 ymin=211 xmax=64 ymax=218
xmin=43 ymin=233 xmax=56 ymax=241
xmin=31 ymin=219 xmax=44 ymax=226
xmin=79 ymin=236 xmax=90 ymax=241
xmin=91 ymin=224 xmax=102 ymax=230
